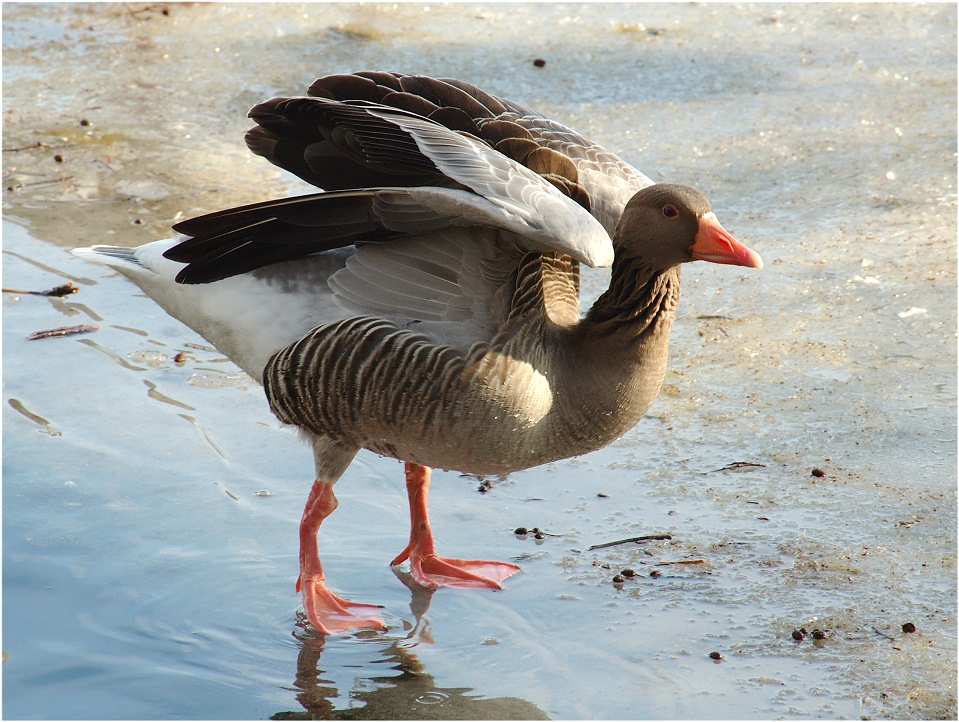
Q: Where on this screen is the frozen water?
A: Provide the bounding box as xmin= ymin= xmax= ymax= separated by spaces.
xmin=3 ymin=3 xmax=955 ymax=719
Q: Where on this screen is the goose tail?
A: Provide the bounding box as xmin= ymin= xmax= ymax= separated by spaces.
xmin=72 ymin=238 xmax=343 ymax=381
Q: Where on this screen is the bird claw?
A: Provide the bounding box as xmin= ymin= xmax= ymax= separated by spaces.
xmin=297 ymin=575 xmax=386 ymax=635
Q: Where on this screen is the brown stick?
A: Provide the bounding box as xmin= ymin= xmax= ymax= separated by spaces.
xmin=705 ymin=461 xmax=766 ymax=473
xmin=26 ymin=324 xmax=99 ymax=340
xmin=3 ymin=282 xmax=78 ymax=297
xmin=587 ymin=533 xmax=672 ymax=551
xmin=655 ymin=559 xmax=706 ymax=566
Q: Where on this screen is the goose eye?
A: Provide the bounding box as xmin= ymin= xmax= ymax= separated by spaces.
xmin=662 ymin=204 xmax=680 ymax=219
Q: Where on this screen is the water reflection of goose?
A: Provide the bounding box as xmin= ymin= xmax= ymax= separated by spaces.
xmin=281 ymin=629 xmax=550 ymax=720
xmin=75 ymin=72 xmax=761 ymax=635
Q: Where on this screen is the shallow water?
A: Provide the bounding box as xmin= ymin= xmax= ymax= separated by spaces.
xmin=3 ymin=3 xmax=956 ymax=720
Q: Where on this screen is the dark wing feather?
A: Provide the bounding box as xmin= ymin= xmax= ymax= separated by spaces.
xmin=306 ymin=73 xmax=393 ymax=102
xmin=435 ymin=77 xmax=514 ymax=115
xmin=167 ymin=191 xmax=403 ymax=284
xmin=476 ymin=119 xmax=534 ymax=145
xmin=251 ymin=72 xmax=651 ymax=229
xmin=427 ymin=106 xmax=482 ymax=136
xmin=493 ymin=137 xmax=540 ymax=165
xmin=380 ymin=91 xmax=441 ymax=117
xmin=246 ymin=97 xmax=454 ymax=190
xmin=397 ymin=75 xmax=498 ymax=119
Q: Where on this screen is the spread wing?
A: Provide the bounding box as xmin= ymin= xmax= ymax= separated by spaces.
xmin=253 ymin=71 xmax=653 ymax=233
xmin=165 ymin=72 xmax=650 ymax=346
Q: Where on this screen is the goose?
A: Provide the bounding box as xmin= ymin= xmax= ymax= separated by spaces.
xmin=74 ymin=71 xmax=762 ymax=635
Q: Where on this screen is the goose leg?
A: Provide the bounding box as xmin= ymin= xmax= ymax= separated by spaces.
xmin=390 ymin=462 xmax=521 ymax=589
xmin=297 ymin=480 xmax=386 ymax=634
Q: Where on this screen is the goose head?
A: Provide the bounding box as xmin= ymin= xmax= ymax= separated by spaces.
xmin=613 ymin=184 xmax=763 ymax=272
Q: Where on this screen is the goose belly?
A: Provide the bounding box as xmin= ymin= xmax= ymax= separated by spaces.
xmin=361 ymin=384 xmax=561 ymax=476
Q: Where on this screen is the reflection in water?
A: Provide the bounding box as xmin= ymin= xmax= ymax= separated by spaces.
xmin=391 ymin=566 xmax=438 ymax=648
xmin=272 ymin=572 xmax=549 ymax=720
xmin=275 ymin=636 xmax=549 ymax=720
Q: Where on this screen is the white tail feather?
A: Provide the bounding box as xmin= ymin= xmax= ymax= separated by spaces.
xmin=73 ymin=239 xmax=347 ymax=380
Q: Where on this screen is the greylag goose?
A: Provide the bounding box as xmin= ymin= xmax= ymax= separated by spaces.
xmin=74 ymin=71 xmax=762 ymax=635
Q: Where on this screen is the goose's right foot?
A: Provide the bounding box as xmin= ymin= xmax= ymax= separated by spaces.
xmin=298 ymin=479 xmax=386 ymax=635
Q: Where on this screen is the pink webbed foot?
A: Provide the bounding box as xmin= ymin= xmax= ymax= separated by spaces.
xmin=390 ymin=547 xmax=520 ymax=590
xmin=297 ymin=479 xmax=386 ymax=635
xmin=296 ymin=574 xmax=386 ymax=635
xmin=392 ymin=462 xmax=521 ymax=590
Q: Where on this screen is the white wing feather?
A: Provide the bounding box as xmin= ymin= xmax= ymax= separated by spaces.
xmin=328 ymin=227 xmax=513 ymax=348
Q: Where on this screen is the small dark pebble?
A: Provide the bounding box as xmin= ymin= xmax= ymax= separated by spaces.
xmin=132 ymin=218 xmax=142 ymax=225
xmin=533 ymin=531 xmax=544 ymax=540
xmin=902 ymin=622 xmax=916 ymax=633
xmin=161 ymin=7 xmax=170 ymax=15
xmin=79 ymin=118 xmax=90 ymax=126
xmin=649 ymin=569 xmax=662 ymax=578
xmin=173 ymin=351 xmax=187 ymax=363
xmin=597 ymin=492 xmax=608 ymax=498
xmin=621 ymin=568 xmax=636 ymax=577
xmin=811 ymin=468 xmax=826 ymax=477
xmin=791 ymin=629 xmax=805 ymax=641
xmin=708 ymin=651 xmax=723 ymax=660
xmin=531 ymin=527 xmax=540 ymax=533
xmin=811 ymin=628 xmax=826 ymax=639
xmin=800 ymin=627 xmax=808 ymax=635
xmin=53 ymin=154 xmax=64 ymax=163
xmin=514 ymin=527 xmax=528 ymax=535
xmin=612 ymin=574 xmax=624 ymax=584
xmin=532 ymin=58 xmax=546 ymax=68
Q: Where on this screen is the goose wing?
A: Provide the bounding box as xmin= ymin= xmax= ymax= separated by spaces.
xmin=301 ymin=72 xmax=654 ymax=232
xmin=165 ymin=75 xmax=638 ymax=347
xmin=238 ymin=71 xmax=652 ymax=242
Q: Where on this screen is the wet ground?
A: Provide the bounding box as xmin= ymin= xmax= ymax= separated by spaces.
xmin=3 ymin=3 xmax=956 ymax=719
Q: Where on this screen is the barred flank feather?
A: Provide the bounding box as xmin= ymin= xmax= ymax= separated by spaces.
xmin=266 ymin=317 xmax=464 ymax=443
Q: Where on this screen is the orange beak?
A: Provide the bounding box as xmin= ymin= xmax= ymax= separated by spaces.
xmin=691 ymin=213 xmax=763 ymax=269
